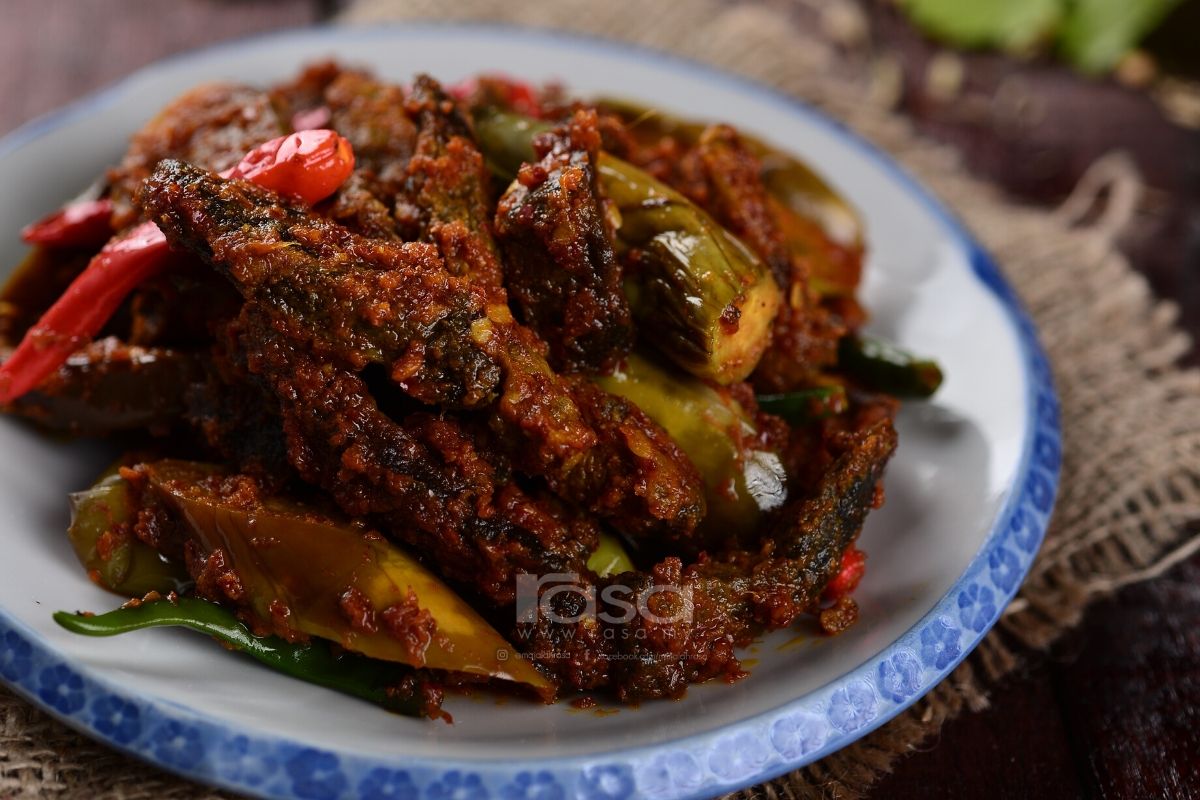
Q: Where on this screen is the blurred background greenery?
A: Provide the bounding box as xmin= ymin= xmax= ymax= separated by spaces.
xmin=898 ymin=0 xmax=1196 ymax=76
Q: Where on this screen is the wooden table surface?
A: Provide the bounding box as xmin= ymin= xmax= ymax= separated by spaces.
xmin=4 ymin=2 xmax=1199 ymax=798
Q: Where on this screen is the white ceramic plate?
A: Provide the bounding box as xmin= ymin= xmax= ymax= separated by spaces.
xmin=0 ymin=24 xmax=1060 ymax=800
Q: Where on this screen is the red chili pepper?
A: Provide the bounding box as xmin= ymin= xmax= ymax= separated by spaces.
xmin=21 ymin=198 xmax=114 ymax=249
xmin=220 ymin=128 xmax=355 ymax=205
xmin=824 ymin=547 xmax=866 ymax=601
xmin=503 ymin=80 xmax=545 ymax=119
xmin=449 ymin=74 xmax=546 ymax=118
xmin=0 ymin=130 xmax=354 ymax=404
xmin=0 ymin=221 xmax=168 ymax=402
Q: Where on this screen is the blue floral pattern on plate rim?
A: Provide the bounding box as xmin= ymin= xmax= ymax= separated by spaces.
xmin=0 ymin=24 xmax=1061 ymax=800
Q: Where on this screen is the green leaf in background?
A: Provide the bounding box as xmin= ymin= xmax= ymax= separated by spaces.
xmin=1058 ymin=0 xmax=1183 ymax=72
xmin=899 ymin=0 xmax=1186 ymax=74
xmin=900 ymin=0 xmax=1061 ymax=51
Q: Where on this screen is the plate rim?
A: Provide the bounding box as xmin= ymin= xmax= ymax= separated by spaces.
xmin=0 ymin=21 xmax=1062 ymax=800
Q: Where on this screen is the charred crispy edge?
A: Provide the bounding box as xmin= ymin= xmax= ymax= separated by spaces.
xmin=401 ymin=75 xmax=507 ymax=291
xmin=494 ymin=110 xmax=634 ymax=373
xmin=778 ymin=418 xmax=897 ymax=567
xmin=138 ymin=158 xmax=504 ymax=410
xmin=236 ymin=305 xmax=594 ymax=608
xmin=108 ymin=83 xmax=286 ymax=227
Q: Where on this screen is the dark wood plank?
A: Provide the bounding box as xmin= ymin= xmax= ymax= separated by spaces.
xmin=0 ymin=0 xmax=319 ymax=136
xmin=877 ymin=551 xmax=1200 ymax=799
xmin=1051 ymin=554 xmax=1200 ymax=799
xmin=871 ymin=658 xmax=1087 ymax=798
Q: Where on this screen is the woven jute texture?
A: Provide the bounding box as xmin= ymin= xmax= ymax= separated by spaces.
xmin=5 ymin=1 xmax=1200 ymax=798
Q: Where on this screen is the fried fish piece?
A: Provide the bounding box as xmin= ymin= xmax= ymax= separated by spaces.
xmin=140 ymin=159 xmax=504 ymax=409
xmin=399 ymin=75 xmax=508 ymax=293
xmin=140 ymin=161 xmax=706 ymax=539
xmin=2 ymin=338 xmax=203 ymax=436
xmin=523 ymin=418 xmax=897 ymax=699
xmin=495 ymin=109 xmax=634 ymax=373
xmin=238 ymin=306 xmax=597 ymax=606
xmin=108 ymin=83 xmax=285 ymax=228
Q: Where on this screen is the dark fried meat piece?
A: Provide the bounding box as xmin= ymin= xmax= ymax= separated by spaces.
xmin=396 ymin=78 xmax=699 ymax=535
xmin=183 ymin=322 xmax=291 ymax=481
xmin=398 ymin=75 xmax=507 ymax=293
xmin=141 ymin=160 xmax=706 ymax=539
xmin=108 ymin=83 xmax=285 ymax=227
xmin=139 ymin=159 xmax=504 ymax=409
xmin=495 ymin=110 xmax=634 ymax=373
xmin=679 ymin=124 xmax=793 ymax=285
xmin=238 ymin=306 xmax=597 ymax=605
xmin=323 ymin=71 xmax=418 ymax=200
xmin=553 ymin=377 xmax=704 ymax=538
xmin=2 ymin=338 xmax=204 ymax=436
xmin=522 ymin=419 xmax=897 ymax=698
xmin=483 ymin=314 xmax=704 ymax=540
xmin=327 ymin=172 xmax=403 ymax=241
xmin=127 ymin=260 xmax=242 ymax=347
xmin=627 ymin=419 xmax=894 ymax=698
xmin=620 ymin=420 xmax=894 ymax=698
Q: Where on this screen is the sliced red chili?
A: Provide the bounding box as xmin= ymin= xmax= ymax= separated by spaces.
xmin=823 ymin=547 xmax=866 ymax=601
xmin=21 ymin=198 xmax=114 ymax=249
xmin=0 ymin=221 xmax=168 ymax=403
xmin=0 ymin=131 xmax=355 ymax=404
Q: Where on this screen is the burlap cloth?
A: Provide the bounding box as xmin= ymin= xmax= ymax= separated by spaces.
xmin=4 ymin=1 xmax=1200 ymax=797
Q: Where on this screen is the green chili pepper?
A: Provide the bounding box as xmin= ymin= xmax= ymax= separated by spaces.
xmin=595 ymin=352 xmax=788 ymax=546
xmin=139 ymin=460 xmax=554 ymax=698
xmin=600 ymin=156 xmax=782 ymax=385
xmin=54 ymin=598 xmax=425 ymax=715
xmin=838 ymin=335 xmax=944 ymax=398
xmin=594 ymin=98 xmax=865 ymax=295
xmin=474 ymin=108 xmax=782 ymax=385
xmin=67 ymin=468 xmax=190 ymax=597
xmin=473 ymin=107 xmax=545 ymax=181
xmin=756 ymin=385 xmax=850 ymax=424
xmin=587 ymin=533 xmax=635 ymax=577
